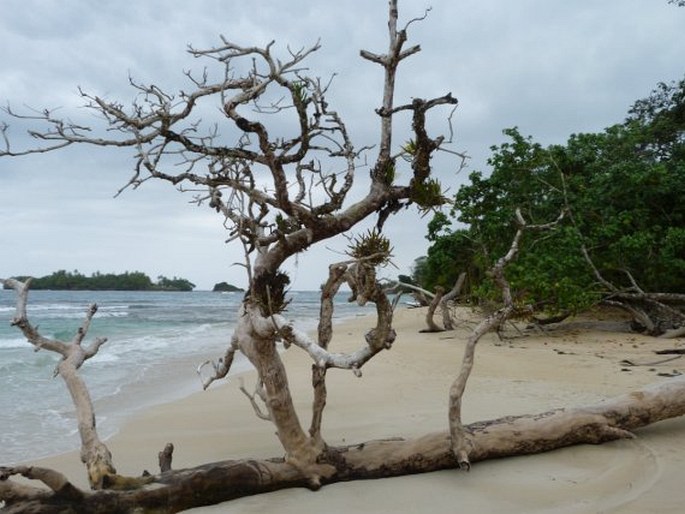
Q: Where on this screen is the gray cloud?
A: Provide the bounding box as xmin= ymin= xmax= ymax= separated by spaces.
xmin=1 ymin=1 xmax=684 ymax=290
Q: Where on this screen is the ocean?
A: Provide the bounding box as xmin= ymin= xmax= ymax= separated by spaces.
xmin=0 ymin=289 xmax=371 ymax=465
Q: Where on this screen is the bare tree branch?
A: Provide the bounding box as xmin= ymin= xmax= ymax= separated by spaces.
xmin=441 ymin=271 xmax=467 ymax=330
xmin=238 ymin=377 xmax=272 ymax=421
xmin=447 ymin=209 xmax=565 ymax=470
xmin=0 ymin=279 xmax=121 ymax=489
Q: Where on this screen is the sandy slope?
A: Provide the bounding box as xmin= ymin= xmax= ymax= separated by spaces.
xmin=28 ymin=307 xmax=685 ymax=513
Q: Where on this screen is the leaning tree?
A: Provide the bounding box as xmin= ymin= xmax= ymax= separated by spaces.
xmin=3 ymin=2 xmax=685 ymax=513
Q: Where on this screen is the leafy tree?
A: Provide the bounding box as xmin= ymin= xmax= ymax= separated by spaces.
xmin=422 ymin=78 xmax=685 ymax=330
xmin=626 ymin=77 xmax=685 ymax=160
xmin=10 ymin=270 xmax=195 ymax=290
xmin=156 ymin=275 xmax=195 ymax=291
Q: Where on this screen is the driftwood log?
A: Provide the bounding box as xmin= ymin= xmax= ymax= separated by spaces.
xmin=1 ymin=2 xmax=684 ymax=513
xmin=2 ymin=376 xmax=685 ymax=513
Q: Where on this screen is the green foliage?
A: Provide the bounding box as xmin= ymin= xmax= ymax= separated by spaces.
xmin=402 ymin=139 xmax=417 ymax=158
xmin=425 ymin=211 xmax=451 ymax=241
xmin=212 ymin=282 xmax=244 ymax=292
xmin=291 ymin=80 xmax=310 ymax=105
xmin=347 ymin=229 xmax=393 ymax=267
xmin=410 ymin=256 xmax=428 ymax=287
xmin=252 ymin=270 xmax=291 ymax=316
xmin=156 ymin=275 xmax=196 ymax=291
xmin=419 ymin=76 xmax=685 ymax=315
xmin=411 ymin=177 xmax=445 ymax=212
xmin=9 ymin=270 xmax=196 ymax=291
xmin=397 ymin=273 xmax=414 ymax=285
xmin=415 ymin=229 xmax=479 ymax=295
xmin=626 ymin=77 xmax=685 ymax=160
xmin=381 ymin=160 xmax=396 ymax=185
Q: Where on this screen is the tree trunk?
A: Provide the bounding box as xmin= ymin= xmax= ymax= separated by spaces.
xmin=233 ymin=305 xmax=329 ymax=483
xmin=441 ymin=271 xmax=466 ymax=330
xmin=421 ymin=286 xmax=445 ymax=332
xmin=3 ymin=376 xmax=685 ymax=513
xmin=0 ymin=279 xmax=118 ymax=490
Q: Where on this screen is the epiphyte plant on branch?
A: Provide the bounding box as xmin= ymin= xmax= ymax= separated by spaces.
xmin=0 ymin=0 xmax=460 ymax=509
xmin=3 ymin=2 xmax=685 ymax=513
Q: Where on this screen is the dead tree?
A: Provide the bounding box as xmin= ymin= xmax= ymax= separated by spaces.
xmin=3 ymin=0 xmax=458 ymax=479
xmin=420 ymin=286 xmax=445 ymax=333
xmin=0 ymin=279 xmax=120 ymax=490
xmin=393 ymin=281 xmax=443 ymax=331
xmin=2 ymin=2 xmax=685 ymax=512
xmin=394 ymin=277 xmax=465 ymax=332
xmin=390 ymin=272 xmax=466 ymax=332
xmin=448 ymin=209 xmax=565 ymax=469
xmin=2 ymin=0 xmax=454 ymax=505
xmin=441 ymin=271 xmax=466 ymax=330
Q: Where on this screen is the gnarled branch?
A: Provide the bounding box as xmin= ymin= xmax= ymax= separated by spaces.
xmin=447 ymin=209 xmax=566 ymax=470
xmin=0 ymin=278 xmax=117 ymax=490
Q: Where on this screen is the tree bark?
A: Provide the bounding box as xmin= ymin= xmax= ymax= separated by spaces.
xmin=421 ymin=286 xmax=445 ymax=332
xmin=659 ymin=327 xmax=685 ymax=339
xmin=441 ymin=271 xmax=466 ymax=330
xmin=448 ymin=209 xmax=566 ymax=469
xmin=3 ymin=376 xmax=685 ymax=513
xmin=235 ymin=305 xmax=328 ymax=483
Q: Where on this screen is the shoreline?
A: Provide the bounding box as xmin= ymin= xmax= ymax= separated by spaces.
xmin=1 ymin=289 xmax=372 ymax=465
xmin=23 ymin=307 xmax=685 ymax=512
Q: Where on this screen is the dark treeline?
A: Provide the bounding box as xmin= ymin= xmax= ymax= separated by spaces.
xmin=5 ymin=270 xmax=196 ymax=291
xmin=212 ymin=281 xmax=244 ymax=292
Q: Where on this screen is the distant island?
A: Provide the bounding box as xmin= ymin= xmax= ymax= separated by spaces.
xmin=4 ymin=270 xmax=196 ymax=291
xmin=212 ymin=282 xmax=244 ymax=293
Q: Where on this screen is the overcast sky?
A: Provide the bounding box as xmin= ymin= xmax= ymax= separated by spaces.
xmin=1 ymin=1 xmax=683 ymax=291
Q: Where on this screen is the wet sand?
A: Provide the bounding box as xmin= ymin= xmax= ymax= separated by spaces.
xmin=29 ymin=307 xmax=685 ymax=513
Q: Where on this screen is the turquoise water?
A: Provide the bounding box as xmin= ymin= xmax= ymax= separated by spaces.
xmin=0 ymin=289 xmax=370 ymax=464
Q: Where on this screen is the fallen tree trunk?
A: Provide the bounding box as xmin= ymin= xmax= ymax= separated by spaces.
xmin=3 ymin=376 xmax=685 ymax=513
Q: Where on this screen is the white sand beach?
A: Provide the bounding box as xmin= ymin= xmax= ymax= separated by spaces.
xmin=28 ymin=307 xmax=685 ymax=513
